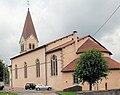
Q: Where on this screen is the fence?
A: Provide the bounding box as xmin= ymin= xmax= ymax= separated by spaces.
xmin=77 ymin=89 xmax=120 ymax=95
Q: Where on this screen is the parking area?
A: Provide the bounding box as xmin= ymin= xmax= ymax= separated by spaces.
xmin=1 ymin=87 xmax=57 ymax=95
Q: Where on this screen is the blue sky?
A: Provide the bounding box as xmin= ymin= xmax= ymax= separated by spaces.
xmin=0 ymin=0 xmax=120 ymax=64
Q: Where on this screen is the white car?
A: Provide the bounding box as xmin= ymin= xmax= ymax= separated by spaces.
xmin=35 ymin=84 xmax=52 ymax=90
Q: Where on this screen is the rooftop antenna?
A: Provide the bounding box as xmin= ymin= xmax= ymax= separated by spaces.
xmin=27 ymin=0 xmax=30 ymax=11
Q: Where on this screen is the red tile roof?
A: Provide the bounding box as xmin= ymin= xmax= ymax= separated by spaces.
xmin=46 ymin=31 xmax=89 ymax=46
xmin=46 ymin=35 xmax=112 ymax=54
xmin=61 ymin=57 xmax=120 ymax=72
xmin=20 ymin=10 xmax=38 ymax=42
xmin=77 ymin=39 xmax=112 ymax=55
xmin=46 ymin=40 xmax=75 ymax=54
xmin=61 ymin=58 xmax=79 ymax=72
xmin=46 ymin=35 xmax=91 ymax=54
xmin=105 ymin=57 xmax=120 ymax=69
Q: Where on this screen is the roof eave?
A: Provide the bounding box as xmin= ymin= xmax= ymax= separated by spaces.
xmin=11 ymin=45 xmax=46 ymax=60
xmin=46 ymin=48 xmax=62 ymax=54
xmin=76 ymin=51 xmax=112 ymax=55
xmin=109 ymin=68 xmax=120 ymax=70
xmin=61 ymin=70 xmax=74 ymax=73
xmin=46 ymin=33 xmax=73 ymax=45
xmin=61 ymin=68 xmax=120 ymax=73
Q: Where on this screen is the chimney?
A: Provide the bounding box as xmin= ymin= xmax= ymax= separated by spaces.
xmin=73 ymin=31 xmax=78 ymax=52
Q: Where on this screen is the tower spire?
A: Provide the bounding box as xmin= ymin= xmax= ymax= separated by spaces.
xmin=21 ymin=10 xmax=38 ymax=41
xmin=19 ymin=4 xmax=39 ymax=53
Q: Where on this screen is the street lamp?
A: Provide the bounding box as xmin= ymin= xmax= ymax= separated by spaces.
xmin=2 ymin=60 xmax=5 ymax=84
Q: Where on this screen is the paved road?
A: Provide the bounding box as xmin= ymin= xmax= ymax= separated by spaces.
xmin=2 ymin=87 xmax=58 ymax=95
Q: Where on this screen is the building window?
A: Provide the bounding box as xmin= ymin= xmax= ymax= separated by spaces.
xmin=21 ymin=44 xmax=24 ymax=52
xmin=29 ymin=43 xmax=31 ymax=49
xmin=36 ymin=59 xmax=40 ymax=77
xmin=51 ymin=55 xmax=58 ymax=76
xmin=15 ymin=65 xmax=18 ymax=79
xmin=24 ymin=62 xmax=27 ymax=78
xmin=33 ymin=44 xmax=35 ymax=49
xmin=73 ymin=74 xmax=79 ymax=84
xmin=21 ymin=45 xmax=22 ymax=52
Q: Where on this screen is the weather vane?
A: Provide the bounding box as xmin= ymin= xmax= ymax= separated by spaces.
xmin=27 ymin=0 xmax=30 ymax=10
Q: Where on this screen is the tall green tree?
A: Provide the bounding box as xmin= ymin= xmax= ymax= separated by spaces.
xmin=5 ymin=65 xmax=9 ymax=84
xmin=0 ymin=60 xmax=9 ymax=84
xmin=0 ymin=60 xmax=4 ymax=81
xmin=75 ymin=49 xmax=109 ymax=91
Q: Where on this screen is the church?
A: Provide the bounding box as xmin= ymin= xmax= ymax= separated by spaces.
xmin=10 ymin=9 xmax=120 ymax=90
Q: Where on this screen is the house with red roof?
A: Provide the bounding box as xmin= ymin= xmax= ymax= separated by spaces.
xmin=10 ymin=9 xmax=120 ymax=90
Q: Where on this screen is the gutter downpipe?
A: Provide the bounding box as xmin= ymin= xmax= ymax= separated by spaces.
xmin=11 ymin=60 xmax=13 ymax=87
xmin=45 ymin=46 xmax=48 ymax=85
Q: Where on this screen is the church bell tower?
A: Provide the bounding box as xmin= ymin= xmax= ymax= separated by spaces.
xmin=19 ymin=8 xmax=39 ymax=53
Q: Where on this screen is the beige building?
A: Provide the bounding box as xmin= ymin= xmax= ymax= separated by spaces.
xmin=10 ymin=9 xmax=120 ymax=90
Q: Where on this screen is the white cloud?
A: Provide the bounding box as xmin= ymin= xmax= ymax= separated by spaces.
xmin=100 ymin=28 xmax=120 ymax=61
xmin=0 ymin=0 xmax=120 ymax=64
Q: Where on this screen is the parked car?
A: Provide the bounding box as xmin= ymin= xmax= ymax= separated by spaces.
xmin=0 ymin=82 xmax=4 ymax=90
xmin=25 ymin=83 xmax=36 ymax=90
xmin=35 ymin=84 xmax=52 ymax=91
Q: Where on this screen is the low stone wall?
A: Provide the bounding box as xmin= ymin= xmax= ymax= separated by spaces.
xmin=77 ymin=89 xmax=120 ymax=95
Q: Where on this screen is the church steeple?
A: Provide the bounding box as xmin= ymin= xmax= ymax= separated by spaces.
xmin=19 ymin=9 xmax=39 ymax=53
xmin=22 ymin=9 xmax=38 ymax=41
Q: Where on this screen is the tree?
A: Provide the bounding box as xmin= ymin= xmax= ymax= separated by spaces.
xmin=0 ymin=60 xmax=4 ymax=81
xmin=5 ymin=65 xmax=9 ymax=84
xmin=0 ymin=60 xmax=9 ymax=84
xmin=74 ymin=49 xmax=109 ymax=91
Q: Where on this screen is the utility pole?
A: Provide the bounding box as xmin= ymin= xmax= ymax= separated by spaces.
xmin=45 ymin=47 xmax=48 ymax=85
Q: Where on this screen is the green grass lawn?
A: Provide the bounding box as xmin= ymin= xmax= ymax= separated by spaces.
xmin=0 ymin=92 xmax=18 ymax=95
xmin=57 ymin=91 xmax=76 ymax=95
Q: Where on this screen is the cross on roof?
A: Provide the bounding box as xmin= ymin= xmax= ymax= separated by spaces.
xmin=27 ymin=0 xmax=30 ymax=10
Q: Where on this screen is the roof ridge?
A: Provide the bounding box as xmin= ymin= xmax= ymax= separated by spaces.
xmin=77 ymin=36 xmax=112 ymax=55
xmin=54 ymin=39 xmax=74 ymax=48
xmin=46 ymin=33 xmax=91 ymax=46
xmin=46 ymin=33 xmax=73 ymax=45
xmin=78 ymin=35 xmax=90 ymax=41
xmin=89 ymin=36 xmax=111 ymax=53
xmin=46 ymin=40 xmax=75 ymax=53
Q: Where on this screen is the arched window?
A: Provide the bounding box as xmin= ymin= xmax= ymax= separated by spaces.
xmin=21 ymin=45 xmax=22 ymax=52
xmin=15 ymin=65 xmax=18 ymax=79
xmin=29 ymin=43 xmax=31 ymax=49
xmin=33 ymin=44 xmax=35 ymax=49
xmin=23 ymin=44 xmax=24 ymax=51
xmin=21 ymin=44 xmax=24 ymax=52
xmin=36 ymin=59 xmax=40 ymax=77
xmin=51 ymin=55 xmax=58 ymax=76
xmin=24 ymin=62 xmax=27 ymax=78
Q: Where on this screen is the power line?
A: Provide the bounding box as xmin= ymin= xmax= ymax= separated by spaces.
xmin=93 ymin=4 xmax=120 ymax=36
xmin=12 ymin=59 xmax=62 ymax=71
xmin=11 ymin=50 xmax=77 ymax=71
